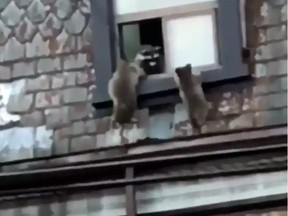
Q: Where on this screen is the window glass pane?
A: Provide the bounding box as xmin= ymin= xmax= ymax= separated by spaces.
xmin=122 ymin=24 xmax=142 ymax=61
xmin=164 ymin=13 xmax=217 ymax=71
xmin=115 ymin=0 xmax=215 ymax=15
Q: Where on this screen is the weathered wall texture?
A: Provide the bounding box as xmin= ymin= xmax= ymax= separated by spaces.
xmin=0 ymin=0 xmax=286 ymax=215
xmin=0 ymin=0 xmax=287 ymax=161
xmin=0 ymin=0 xmax=95 ymax=160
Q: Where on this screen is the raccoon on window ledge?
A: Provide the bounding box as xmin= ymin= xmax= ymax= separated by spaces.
xmin=136 ymin=45 xmax=165 ymax=75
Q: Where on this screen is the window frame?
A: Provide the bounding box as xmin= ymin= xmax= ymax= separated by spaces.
xmin=91 ymin=0 xmax=248 ymax=105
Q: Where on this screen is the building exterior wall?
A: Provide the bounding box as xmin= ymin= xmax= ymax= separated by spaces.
xmin=0 ymin=0 xmax=95 ymax=159
xmin=0 ymin=0 xmax=286 ymax=214
xmin=0 ymin=0 xmax=286 ymax=161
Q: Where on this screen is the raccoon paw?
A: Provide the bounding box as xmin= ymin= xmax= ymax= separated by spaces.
xmin=131 ymin=117 xmax=138 ymax=124
xmin=111 ymin=119 xmax=121 ymax=129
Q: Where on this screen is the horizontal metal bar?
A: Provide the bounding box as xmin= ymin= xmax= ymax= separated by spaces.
xmin=0 ymin=141 xmax=285 ymax=179
xmin=1 ymin=125 xmax=286 ymax=168
xmin=0 ymin=127 xmax=285 ymax=204
xmin=0 ymin=164 xmax=286 ymax=200
xmin=1 ymin=125 xmax=286 ymax=171
xmin=128 ymin=126 xmax=287 ymax=155
xmin=0 ymin=140 xmax=285 ymax=193
xmin=138 ymin=194 xmax=287 ymax=216
xmin=0 ymin=143 xmax=286 ymax=198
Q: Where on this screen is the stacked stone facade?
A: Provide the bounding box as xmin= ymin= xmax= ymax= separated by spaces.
xmin=0 ymin=0 xmax=286 ymax=215
xmin=0 ymin=0 xmax=287 ymax=161
xmin=0 ymin=0 xmax=96 ymax=160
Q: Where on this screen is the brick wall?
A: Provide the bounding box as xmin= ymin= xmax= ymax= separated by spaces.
xmin=0 ymin=0 xmax=96 ymax=160
xmin=0 ymin=0 xmax=287 ymax=162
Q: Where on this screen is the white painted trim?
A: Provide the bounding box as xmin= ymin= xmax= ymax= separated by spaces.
xmin=116 ymin=1 xmax=218 ymax=23
xmin=240 ymin=0 xmax=247 ymax=46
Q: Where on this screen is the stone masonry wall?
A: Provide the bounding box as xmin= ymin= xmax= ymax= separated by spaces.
xmin=0 ymin=0 xmax=96 ymax=161
xmin=0 ymin=0 xmax=286 ymax=215
xmin=0 ymin=0 xmax=287 ymax=162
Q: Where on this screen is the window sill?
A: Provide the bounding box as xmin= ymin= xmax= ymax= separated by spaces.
xmin=92 ymin=68 xmax=251 ymax=119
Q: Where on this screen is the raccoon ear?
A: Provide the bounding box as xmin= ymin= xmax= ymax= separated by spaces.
xmin=175 ymin=67 xmax=180 ymax=73
xmin=135 ymin=53 xmax=145 ymax=61
xmin=186 ymin=63 xmax=192 ymax=69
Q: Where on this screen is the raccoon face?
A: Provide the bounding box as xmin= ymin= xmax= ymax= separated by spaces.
xmin=135 ymin=45 xmax=164 ymax=75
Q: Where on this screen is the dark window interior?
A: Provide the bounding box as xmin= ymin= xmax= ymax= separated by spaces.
xmin=139 ymin=18 xmax=164 ymax=55
xmin=118 ymin=17 xmax=165 ymax=75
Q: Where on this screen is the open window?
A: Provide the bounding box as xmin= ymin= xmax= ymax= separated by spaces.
xmin=91 ymin=0 xmax=248 ymax=106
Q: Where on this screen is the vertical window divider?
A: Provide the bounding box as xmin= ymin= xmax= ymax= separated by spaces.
xmin=125 ymin=167 xmax=137 ymax=216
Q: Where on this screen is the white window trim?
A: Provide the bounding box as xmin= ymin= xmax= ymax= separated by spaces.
xmin=116 ymin=0 xmax=218 ymax=23
xmin=116 ymin=1 xmax=221 ymax=87
xmin=240 ymin=0 xmax=247 ymax=46
xmin=92 ymin=0 xmax=248 ymax=106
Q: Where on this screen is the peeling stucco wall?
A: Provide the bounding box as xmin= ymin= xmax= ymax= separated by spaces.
xmin=0 ymin=0 xmax=287 ymax=161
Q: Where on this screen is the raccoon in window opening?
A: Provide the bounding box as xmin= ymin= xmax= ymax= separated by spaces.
xmin=108 ymin=58 xmax=146 ymax=126
xmin=135 ymin=45 xmax=165 ymax=75
xmin=175 ymin=64 xmax=209 ymax=134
